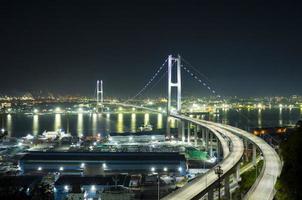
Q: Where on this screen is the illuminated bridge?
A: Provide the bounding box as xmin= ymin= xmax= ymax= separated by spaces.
xmin=101 ymin=55 xmax=282 ymax=200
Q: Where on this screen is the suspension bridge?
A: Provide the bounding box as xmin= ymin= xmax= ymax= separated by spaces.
xmin=96 ymin=55 xmax=282 ymax=200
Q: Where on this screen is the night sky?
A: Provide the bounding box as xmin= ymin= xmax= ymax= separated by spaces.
xmin=1 ymin=0 xmax=301 ymax=97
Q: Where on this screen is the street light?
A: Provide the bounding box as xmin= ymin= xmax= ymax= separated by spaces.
xmin=150 ymin=167 xmax=161 ymax=200
xmin=215 ymin=165 xmax=223 ymax=200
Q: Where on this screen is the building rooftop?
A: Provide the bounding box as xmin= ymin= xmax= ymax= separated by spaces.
xmin=20 ymin=151 xmax=186 ymax=162
xmin=55 ymin=175 xmax=130 ymax=186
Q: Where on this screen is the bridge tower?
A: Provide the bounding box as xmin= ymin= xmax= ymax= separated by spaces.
xmin=167 ymin=54 xmax=182 ymax=114
xmin=96 ymin=80 xmax=103 ymax=112
xmin=166 ymin=55 xmax=182 ymax=139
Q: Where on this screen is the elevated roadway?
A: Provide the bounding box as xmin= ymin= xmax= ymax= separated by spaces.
xmin=107 ymin=103 xmax=282 ymax=200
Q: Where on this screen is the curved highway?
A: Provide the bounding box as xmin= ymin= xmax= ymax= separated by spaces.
xmin=191 ymin=118 xmax=282 ymax=200
xmin=107 ymin=103 xmax=282 ymax=200
xmin=162 ymin=114 xmax=244 ymax=200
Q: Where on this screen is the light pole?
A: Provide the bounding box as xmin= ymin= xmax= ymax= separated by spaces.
xmin=215 ymin=165 xmax=223 ymax=200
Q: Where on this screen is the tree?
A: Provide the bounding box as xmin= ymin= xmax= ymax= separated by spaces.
xmin=277 ymin=122 xmax=302 ymax=200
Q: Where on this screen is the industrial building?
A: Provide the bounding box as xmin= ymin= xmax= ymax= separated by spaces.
xmin=19 ymin=151 xmax=187 ymax=176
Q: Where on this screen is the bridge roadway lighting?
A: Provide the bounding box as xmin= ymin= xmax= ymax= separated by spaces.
xmin=215 ymin=165 xmax=223 ymax=200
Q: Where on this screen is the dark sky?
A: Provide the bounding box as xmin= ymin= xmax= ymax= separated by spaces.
xmin=1 ymin=0 xmax=301 ymax=98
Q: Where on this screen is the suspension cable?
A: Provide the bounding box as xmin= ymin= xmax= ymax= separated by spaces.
xmin=125 ymin=58 xmax=169 ymax=102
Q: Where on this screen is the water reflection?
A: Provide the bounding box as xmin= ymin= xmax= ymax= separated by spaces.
xmin=170 ymin=117 xmax=176 ymax=128
xmin=221 ymin=110 xmax=228 ymax=124
xmin=117 ymin=113 xmax=123 ymax=133
xmin=32 ymin=115 xmax=39 ymax=135
xmin=144 ymin=113 xmax=149 ymax=125
xmin=279 ymin=108 xmax=283 ymax=126
xmin=131 ymin=113 xmax=136 ymax=132
xmin=92 ymin=113 xmax=97 ymax=136
xmin=105 ymin=113 xmax=111 ymax=133
xmin=77 ymin=113 xmax=83 ymax=137
xmin=258 ymin=109 xmax=262 ymax=128
xmin=157 ymin=114 xmax=163 ymax=129
xmin=54 ymin=114 xmax=61 ymax=131
xmin=6 ymin=114 xmax=12 ymax=136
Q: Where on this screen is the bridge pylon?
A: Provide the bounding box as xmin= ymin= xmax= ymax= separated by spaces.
xmin=167 ymin=54 xmax=182 ymax=114
xmin=166 ymin=55 xmax=182 ymax=139
xmin=96 ymin=80 xmax=104 ymax=112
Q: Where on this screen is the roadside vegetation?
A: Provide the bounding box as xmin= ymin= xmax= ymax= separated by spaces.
xmin=275 ymin=120 xmax=302 ymax=200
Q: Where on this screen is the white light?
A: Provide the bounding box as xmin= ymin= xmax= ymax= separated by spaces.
xmin=55 ymin=107 xmax=61 ymax=113
xmin=163 ymin=167 xmax=168 ymax=172
xmin=108 ymin=137 xmax=112 ymax=141
xmin=81 ymin=163 xmax=85 ymax=168
xmin=178 ymin=167 xmax=183 ymax=172
xmin=1 ymin=128 xmax=5 ymax=133
xmin=34 ymin=109 xmax=38 ymax=113
xmin=151 ymin=167 xmax=155 ymax=172
xmin=93 ymin=142 xmax=97 ymax=146
xmin=18 ymin=142 xmax=23 ymax=146
xmin=151 ymin=136 xmax=155 ymax=140
xmin=78 ymin=107 xmax=83 ymax=112
xmin=38 ymin=167 xmax=42 ymax=171
xmin=129 ymin=136 xmax=133 ymax=141
xmin=59 ymin=166 xmax=64 ymax=171
xmin=64 ymin=185 xmax=69 ymax=191
xmin=91 ymin=185 xmax=96 ymax=191
xmin=102 ymin=163 xmax=107 ymax=168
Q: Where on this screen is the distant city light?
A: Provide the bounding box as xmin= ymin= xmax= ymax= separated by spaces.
xmin=33 ymin=109 xmax=38 ymax=113
xmin=80 ymin=163 xmax=85 ymax=168
xmin=59 ymin=166 xmax=64 ymax=171
xmin=1 ymin=128 xmax=4 ymax=133
xmin=163 ymin=167 xmax=168 ymax=172
xmin=55 ymin=107 xmax=61 ymax=113
xmin=38 ymin=166 xmax=42 ymax=171
xmin=178 ymin=167 xmax=183 ymax=172
xmin=102 ymin=163 xmax=107 ymax=168
xmin=151 ymin=167 xmax=155 ymax=172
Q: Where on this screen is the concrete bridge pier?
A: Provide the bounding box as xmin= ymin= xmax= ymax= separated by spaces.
xmin=244 ymin=139 xmax=249 ymax=162
xmin=208 ymin=188 xmax=214 ymax=200
xmin=235 ymin=163 xmax=241 ymax=182
xmin=187 ymin=122 xmax=191 ymax=143
xmin=217 ymin=142 xmax=221 ymax=161
xmin=224 ymin=175 xmax=231 ymax=200
xmin=252 ymin=143 xmax=257 ymax=166
xmin=209 ymin=131 xmax=213 ymax=156
xmin=205 ymin=128 xmax=209 ymax=151
xmin=201 ymin=127 xmax=206 ymax=147
xmin=166 ymin=116 xmax=171 ymax=139
xmin=178 ymin=120 xmax=185 ymax=142
xmin=194 ymin=125 xmax=198 ymax=146
xmin=180 ymin=120 xmax=185 ymax=142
